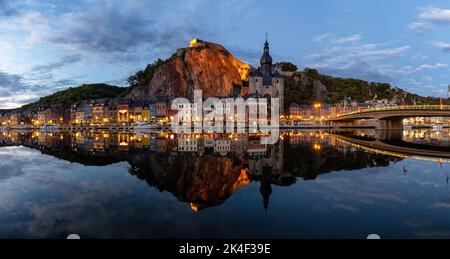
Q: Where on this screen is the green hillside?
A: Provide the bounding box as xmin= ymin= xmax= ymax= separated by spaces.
xmin=284 ymin=67 xmax=449 ymax=107
xmin=22 ymin=84 xmax=126 ymax=109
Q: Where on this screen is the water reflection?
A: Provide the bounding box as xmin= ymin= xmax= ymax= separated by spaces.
xmin=0 ymin=130 xmax=411 ymax=210
xmin=1 ymin=129 xmax=450 ymax=238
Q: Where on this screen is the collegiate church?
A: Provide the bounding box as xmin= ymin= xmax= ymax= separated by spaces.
xmin=248 ymin=39 xmax=285 ymax=115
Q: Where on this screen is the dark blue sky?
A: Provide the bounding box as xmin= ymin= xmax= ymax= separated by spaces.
xmin=0 ymin=0 xmax=449 ymax=108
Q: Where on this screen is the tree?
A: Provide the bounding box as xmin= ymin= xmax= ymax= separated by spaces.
xmin=127 ymin=58 xmax=168 ymax=88
xmin=281 ymin=62 xmax=298 ymax=72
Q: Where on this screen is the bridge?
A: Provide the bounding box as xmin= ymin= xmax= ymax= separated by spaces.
xmin=333 ymin=134 xmax=450 ymax=163
xmin=328 ymin=105 xmax=450 ymax=129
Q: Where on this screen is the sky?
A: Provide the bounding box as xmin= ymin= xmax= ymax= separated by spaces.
xmin=0 ymin=0 xmax=450 ymax=109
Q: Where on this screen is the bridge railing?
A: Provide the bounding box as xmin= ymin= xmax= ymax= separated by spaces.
xmin=335 ymin=105 xmax=450 ymax=118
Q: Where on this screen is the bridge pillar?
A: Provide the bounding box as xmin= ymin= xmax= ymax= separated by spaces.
xmin=375 ymin=130 xmax=403 ymax=140
xmin=375 ymin=119 xmax=403 ymax=130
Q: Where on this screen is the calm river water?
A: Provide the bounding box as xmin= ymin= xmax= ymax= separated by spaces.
xmin=0 ymin=129 xmax=450 ymax=239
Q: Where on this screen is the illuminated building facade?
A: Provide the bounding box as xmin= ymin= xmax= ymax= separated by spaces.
xmin=248 ymin=39 xmax=284 ymax=115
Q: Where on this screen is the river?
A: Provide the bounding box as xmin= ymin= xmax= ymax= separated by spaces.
xmin=0 ymin=129 xmax=449 ymax=238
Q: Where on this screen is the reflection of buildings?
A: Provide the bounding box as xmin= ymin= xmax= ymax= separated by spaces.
xmin=0 ymin=130 xmax=413 ymax=212
xmin=247 ymin=138 xmax=284 ymax=211
xmin=403 ymin=129 xmax=450 ymax=145
xmin=178 ymin=135 xmax=198 ymax=152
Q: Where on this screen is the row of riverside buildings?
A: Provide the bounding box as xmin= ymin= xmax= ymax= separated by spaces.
xmin=287 ymin=98 xmax=398 ymax=121
xmin=0 ymin=98 xmax=178 ymax=127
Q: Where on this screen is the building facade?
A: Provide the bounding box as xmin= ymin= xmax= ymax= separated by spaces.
xmin=248 ymin=39 xmax=284 ymax=115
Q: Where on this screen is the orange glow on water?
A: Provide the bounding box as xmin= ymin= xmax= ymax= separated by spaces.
xmin=190 ymin=203 xmax=199 ymax=212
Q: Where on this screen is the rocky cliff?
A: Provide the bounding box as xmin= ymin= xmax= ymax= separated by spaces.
xmin=127 ymin=40 xmax=252 ymax=101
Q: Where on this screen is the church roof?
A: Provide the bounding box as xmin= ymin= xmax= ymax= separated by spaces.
xmin=260 ymin=52 xmax=273 ymax=65
xmin=260 ymin=40 xmax=273 ymax=66
xmin=249 ymin=69 xmax=263 ymax=77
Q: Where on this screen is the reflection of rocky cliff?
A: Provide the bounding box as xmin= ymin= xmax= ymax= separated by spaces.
xmin=128 ymin=153 xmax=250 ymax=211
xmin=127 ymin=40 xmax=251 ymax=101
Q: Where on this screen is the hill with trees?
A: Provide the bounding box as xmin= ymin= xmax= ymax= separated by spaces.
xmin=283 ymin=66 xmax=448 ymax=108
xmin=22 ymin=84 xmax=126 ymax=109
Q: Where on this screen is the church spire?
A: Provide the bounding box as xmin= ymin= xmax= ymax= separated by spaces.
xmin=260 ymin=34 xmax=273 ymax=77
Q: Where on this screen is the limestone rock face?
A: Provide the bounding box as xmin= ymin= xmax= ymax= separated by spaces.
xmin=127 ymin=41 xmax=252 ymax=101
xmin=313 ymin=79 xmax=327 ymax=101
xmin=127 ymin=59 xmax=189 ymax=101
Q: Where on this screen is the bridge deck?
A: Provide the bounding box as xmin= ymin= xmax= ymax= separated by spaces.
xmin=330 ymin=105 xmax=450 ymax=121
xmin=334 ymin=135 xmax=450 ymax=163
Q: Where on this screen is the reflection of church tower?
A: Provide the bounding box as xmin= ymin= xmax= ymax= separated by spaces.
xmin=260 ymin=167 xmax=273 ymax=211
xmin=247 ymin=136 xmax=286 ymax=212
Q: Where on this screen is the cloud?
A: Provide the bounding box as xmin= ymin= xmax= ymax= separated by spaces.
xmin=408 ymin=22 xmax=433 ymax=33
xmin=331 ymin=34 xmax=362 ymax=44
xmin=424 ymin=63 xmax=447 ymax=69
xmin=422 ymin=76 xmax=433 ymax=83
xmin=228 ymin=46 xmax=261 ymax=65
xmin=0 ymin=71 xmax=27 ymax=98
xmin=21 ymin=0 xmax=255 ymax=61
xmin=313 ymin=34 xmax=362 ymax=44
xmin=305 ymin=39 xmax=410 ymax=83
xmin=316 ymin=61 xmax=396 ymax=83
xmin=308 ymin=44 xmax=410 ymax=64
xmin=432 ymin=41 xmax=450 ymax=51
xmin=313 ymin=34 xmax=333 ymax=43
xmin=0 ymin=70 xmax=64 ymax=109
xmin=0 ymin=147 xmax=37 ymax=181
xmin=398 ymin=63 xmax=448 ymax=73
xmin=410 ymin=53 xmax=428 ymax=60
xmin=432 ymin=198 xmax=450 ymax=209
xmin=408 ymin=7 xmax=450 ymax=34
xmin=0 ymin=0 xmax=16 ymax=17
xmin=419 ymin=7 xmax=450 ymax=24
xmin=31 ymin=54 xmax=82 ymax=74
xmin=0 ymin=71 xmax=39 ymax=108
